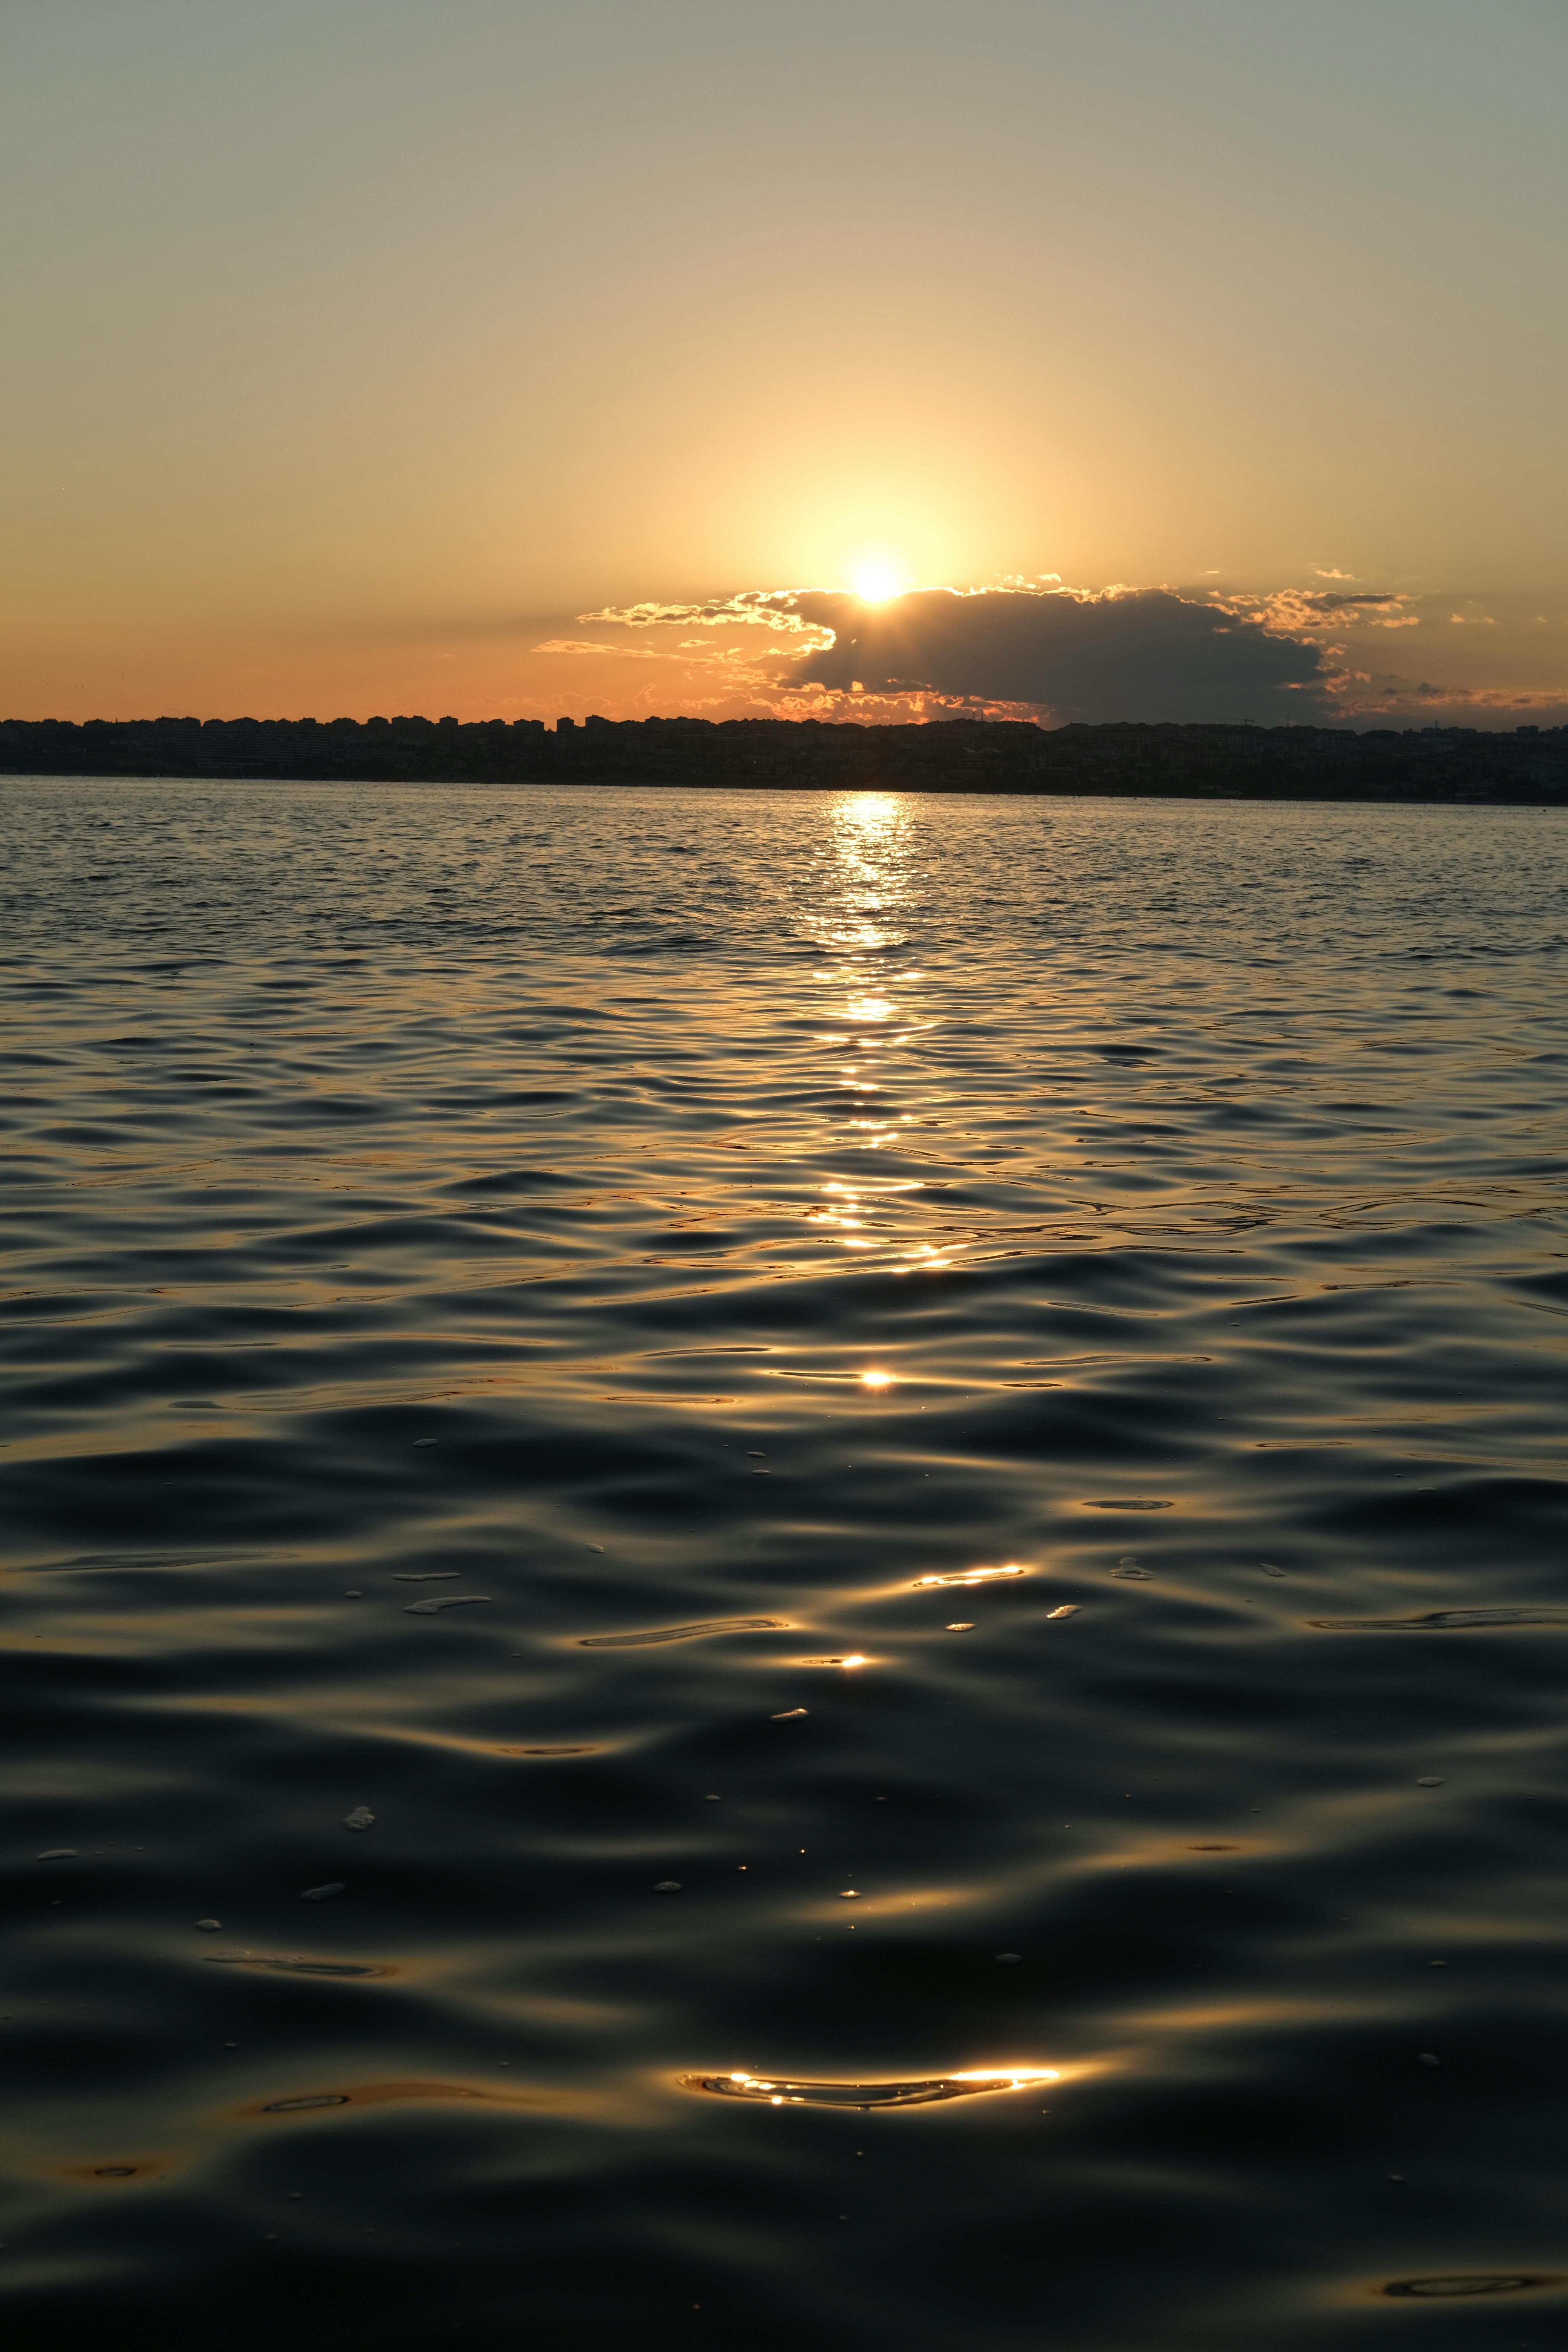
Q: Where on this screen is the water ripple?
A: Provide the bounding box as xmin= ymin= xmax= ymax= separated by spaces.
xmin=683 ymin=2068 xmax=1061 ymax=2108
xmin=577 ymin=1617 xmax=789 ymax=1647
xmin=3 ymin=781 xmax=1567 ymax=2350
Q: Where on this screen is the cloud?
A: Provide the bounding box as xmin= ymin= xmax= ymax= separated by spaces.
xmin=585 ymin=582 xmax=1333 ymax=722
xmin=589 ymin=591 xmax=833 ymax=643
xmin=562 ymin=575 xmax=1568 ymax=728
xmin=531 ymin=638 xmax=671 ymax=659
xmin=1377 ymin=679 xmax=1566 ymax=711
xmin=1231 ymin=586 xmax=1412 ymax=631
xmin=773 ymin=585 xmax=1330 ymax=723
xmin=1300 ymin=593 xmax=1402 ymax=615
xmin=1326 ymin=668 xmax=1568 ymax=721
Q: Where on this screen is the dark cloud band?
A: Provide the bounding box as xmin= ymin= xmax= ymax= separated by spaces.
xmin=776 ymin=586 xmax=1328 ymax=722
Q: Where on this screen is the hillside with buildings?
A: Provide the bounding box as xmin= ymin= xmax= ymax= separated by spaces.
xmin=3 ymin=714 xmax=1565 ymax=802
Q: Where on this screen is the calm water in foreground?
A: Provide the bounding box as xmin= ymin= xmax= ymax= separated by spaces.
xmin=3 ymin=779 xmax=1567 ymax=2352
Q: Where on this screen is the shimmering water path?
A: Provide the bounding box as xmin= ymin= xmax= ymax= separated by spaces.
xmin=3 ymin=780 xmax=1567 ymax=2349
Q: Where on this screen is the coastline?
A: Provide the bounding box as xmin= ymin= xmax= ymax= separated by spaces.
xmin=2 ymin=714 xmax=1565 ymax=807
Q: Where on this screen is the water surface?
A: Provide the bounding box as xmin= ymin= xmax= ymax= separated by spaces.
xmin=3 ymin=780 xmax=1567 ymax=2349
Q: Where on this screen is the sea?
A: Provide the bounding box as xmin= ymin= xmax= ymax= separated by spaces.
xmin=2 ymin=776 xmax=1566 ymax=2351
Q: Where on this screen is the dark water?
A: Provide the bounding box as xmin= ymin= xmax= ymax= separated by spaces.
xmin=3 ymin=778 xmax=1568 ymax=2351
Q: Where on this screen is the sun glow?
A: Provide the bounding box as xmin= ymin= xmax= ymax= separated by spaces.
xmin=850 ymin=557 xmax=905 ymax=603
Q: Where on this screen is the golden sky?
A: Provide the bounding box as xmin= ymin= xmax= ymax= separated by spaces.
xmin=2 ymin=0 xmax=1564 ymax=728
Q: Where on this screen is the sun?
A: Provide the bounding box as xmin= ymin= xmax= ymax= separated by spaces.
xmin=850 ymin=557 xmax=905 ymax=604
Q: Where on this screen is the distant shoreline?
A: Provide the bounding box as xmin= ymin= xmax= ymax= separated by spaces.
xmin=3 ymin=713 xmax=1565 ymax=805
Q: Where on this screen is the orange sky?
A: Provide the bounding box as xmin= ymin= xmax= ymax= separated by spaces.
xmin=3 ymin=0 xmax=1565 ymax=729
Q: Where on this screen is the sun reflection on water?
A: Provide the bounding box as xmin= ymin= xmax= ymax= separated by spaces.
xmin=687 ymin=2066 xmax=1063 ymax=2109
xmin=787 ymin=787 xmax=956 ymax=1270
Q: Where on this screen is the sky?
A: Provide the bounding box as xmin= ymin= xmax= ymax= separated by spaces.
xmin=2 ymin=0 xmax=1564 ymax=730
